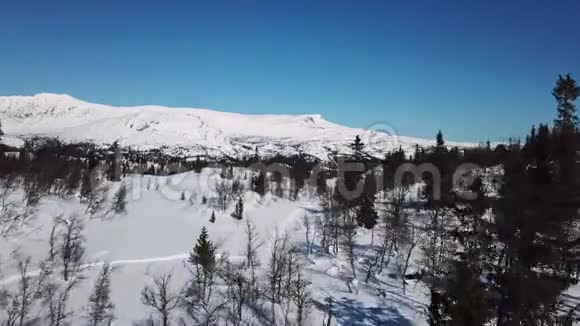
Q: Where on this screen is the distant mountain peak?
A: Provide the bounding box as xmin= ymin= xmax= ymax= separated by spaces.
xmin=0 ymin=93 xmax=471 ymax=159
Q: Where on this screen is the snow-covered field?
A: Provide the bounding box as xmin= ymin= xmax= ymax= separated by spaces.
xmin=0 ymin=93 xmax=474 ymax=159
xmin=0 ymin=169 xmax=429 ymax=325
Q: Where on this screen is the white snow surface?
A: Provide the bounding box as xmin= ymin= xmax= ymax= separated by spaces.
xmin=0 ymin=169 xmax=429 ymax=325
xmin=0 ymin=93 xmax=473 ymax=159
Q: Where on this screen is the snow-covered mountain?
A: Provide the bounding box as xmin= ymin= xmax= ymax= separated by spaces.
xmin=0 ymin=93 xmax=471 ymax=159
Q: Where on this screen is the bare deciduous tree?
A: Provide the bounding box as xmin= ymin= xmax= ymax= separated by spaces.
xmin=266 ymin=232 xmax=289 ymax=322
xmin=54 ymin=214 xmax=86 ymax=281
xmin=243 ymin=220 xmax=262 ymax=303
xmin=363 ymin=187 xmax=412 ymax=284
xmin=38 ymin=223 xmax=83 ymax=326
xmin=0 ymin=175 xmax=36 ymax=237
xmin=141 ymin=272 xmax=181 ymax=326
xmin=228 ymin=179 xmax=245 ymax=202
xmin=328 ymin=204 xmax=341 ymax=255
xmin=215 ymin=179 xmax=245 ymax=212
xmin=340 ymin=211 xmax=358 ymax=280
xmin=322 ymin=297 xmax=333 ymax=326
xmin=0 ymin=257 xmax=7 ymax=317
xmin=397 ymin=221 xmax=418 ymax=294
xmin=302 ymin=215 xmax=312 ymax=255
xmin=314 ymin=216 xmax=327 ymax=254
xmin=291 ymin=263 xmax=311 ymax=326
xmin=222 ymin=262 xmax=250 ymax=326
xmin=419 ymin=206 xmax=454 ymax=290
xmin=378 ymin=187 xmax=408 ymax=275
xmin=2 ymin=258 xmax=44 ymax=326
xmin=42 ymin=275 xmax=80 ymax=326
xmin=281 ymin=250 xmax=297 ymax=325
xmin=215 ymin=181 xmax=228 ymax=212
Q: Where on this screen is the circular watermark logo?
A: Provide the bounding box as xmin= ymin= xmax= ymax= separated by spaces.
xmin=360 ymin=122 xmax=401 ymax=153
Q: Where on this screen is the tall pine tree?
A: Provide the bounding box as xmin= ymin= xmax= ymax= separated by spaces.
xmin=349 ymin=135 xmax=365 ymax=159
xmin=87 ymin=263 xmax=115 ymax=326
xmin=231 ymin=197 xmax=244 ymax=220
xmin=489 ymin=78 xmax=580 ymax=323
xmin=356 ymin=195 xmax=378 ymax=230
xmin=436 ymin=130 xmax=445 ymax=149
xmin=189 ymin=227 xmax=216 ymax=274
xmin=253 ymin=172 xmax=266 ymax=196
xmin=187 ymin=227 xmax=217 ymax=304
xmin=553 ymin=74 xmax=580 ymax=130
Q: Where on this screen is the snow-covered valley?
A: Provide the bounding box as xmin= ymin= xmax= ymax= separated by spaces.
xmin=0 ymin=170 xmax=430 ymax=325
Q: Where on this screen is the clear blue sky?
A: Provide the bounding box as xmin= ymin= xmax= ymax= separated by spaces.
xmin=1 ymin=0 xmax=579 ymax=142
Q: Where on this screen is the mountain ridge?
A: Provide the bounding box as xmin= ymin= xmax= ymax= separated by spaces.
xmin=0 ymin=93 xmax=472 ymax=159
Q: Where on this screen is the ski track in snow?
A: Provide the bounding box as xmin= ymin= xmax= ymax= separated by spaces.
xmin=0 ymin=253 xmax=189 ymax=286
xmin=0 ymin=205 xmax=308 ymax=287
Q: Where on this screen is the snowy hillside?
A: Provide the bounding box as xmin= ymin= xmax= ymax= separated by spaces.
xmin=0 ymin=93 xmax=471 ymax=159
xmin=0 ymin=169 xmax=430 ymax=325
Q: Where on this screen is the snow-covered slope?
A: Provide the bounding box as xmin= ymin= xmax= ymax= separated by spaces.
xmin=0 ymin=93 xmax=471 ymax=159
xmin=0 ymin=170 xmax=429 ymax=325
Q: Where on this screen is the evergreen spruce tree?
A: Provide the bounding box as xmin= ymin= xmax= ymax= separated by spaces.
xmin=188 ymin=226 xmax=217 ymax=298
xmin=530 ymin=124 xmax=537 ymax=144
xmin=107 ymin=141 xmax=122 ymax=181
xmin=440 ymin=176 xmax=492 ymax=326
xmin=363 ymin=169 xmax=379 ymax=199
xmin=523 ymin=125 xmax=537 ymax=161
xmin=428 ymin=290 xmax=445 ymax=326
xmin=349 ymin=135 xmax=365 ymax=159
xmin=87 ymin=263 xmax=115 ymax=326
xmin=356 ymin=195 xmax=378 ymax=230
xmin=552 ymin=75 xmax=579 ymax=211
xmin=413 ymin=144 xmax=422 ymax=163
xmin=189 ymin=227 xmax=216 ymax=273
xmin=493 ymin=141 xmax=556 ymax=324
xmin=553 ymin=73 xmax=580 ymax=130
xmin=80 ymin=169 xmax=92 ymax=200
xmin=442 ymin=258 xmax=489 ymax=326
xmin=209 ymin=211 xmax=216 ymax=223
xmin=65 ymin=161 xmax=82 ymax=194
xmin=253 ymin=172 xmax=266 ymax=196
xmin=316 ymin=169 xmax=327 ymax=196
xmin=113 ymin=184 xmax=127 ymax=214
xmin=273 ymin=171 xmax=284 ymax=197
xmin=491 ymin=112 xmax=577 ymax=324
xmin=253 ymin=145 xmax=260 ymax=161
xmin=231 ymin=197 xmax=244 ymax=220
xmin=436 ymin=130 xmax=445 ymax=149
xmin=336 ymin=159 xmax=365 ymax=208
